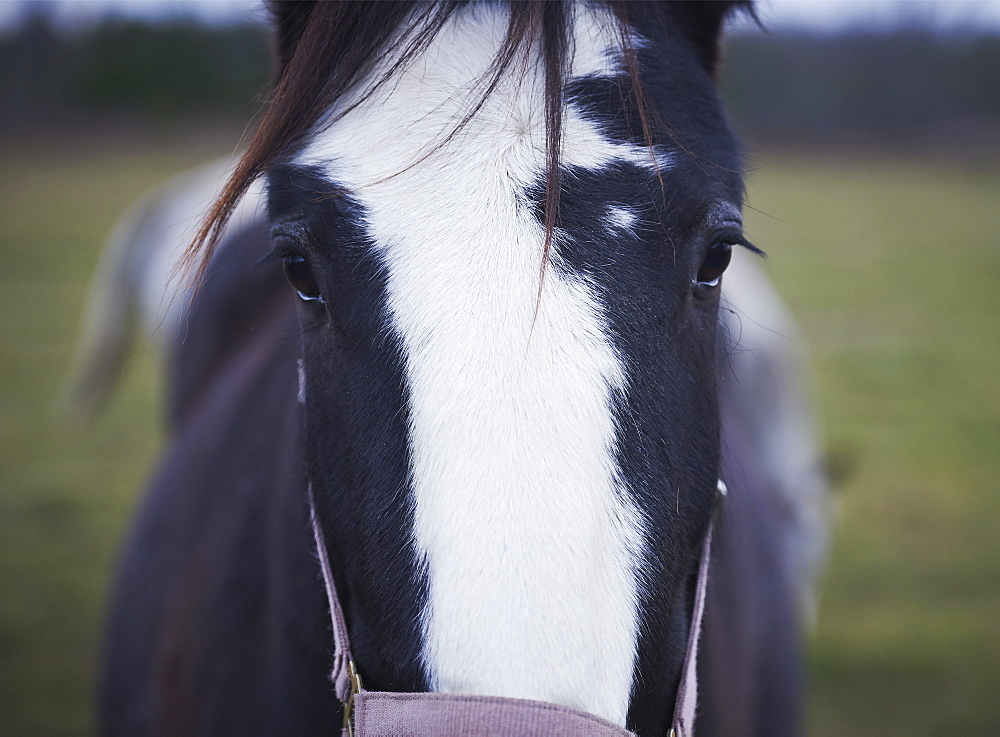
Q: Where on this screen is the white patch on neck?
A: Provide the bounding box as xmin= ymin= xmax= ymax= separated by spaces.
xmin=298 ymin=5 xmax=660 ymax=726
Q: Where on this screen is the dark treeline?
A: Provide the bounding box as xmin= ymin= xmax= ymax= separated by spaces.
xmin=0 ymin=13 xmax=271 ymax=127
xmin=722 ymin=30 xmax=1000 ymax=148
xmin=2 ymin=12 xmax=999 ymax=150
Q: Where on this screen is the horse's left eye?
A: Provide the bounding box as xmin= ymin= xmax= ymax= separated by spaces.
xmin=282 ymin=254 xmax=324 ymax=303
xmin=695 ymin=242 xmax=733 ymax=288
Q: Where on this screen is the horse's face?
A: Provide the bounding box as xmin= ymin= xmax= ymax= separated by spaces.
xmin=266 ymin=4 xmax=746 ymax=733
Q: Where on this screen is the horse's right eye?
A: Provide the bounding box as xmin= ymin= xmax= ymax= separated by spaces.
xmin=282 ymin=254 xmax=324 ymax=303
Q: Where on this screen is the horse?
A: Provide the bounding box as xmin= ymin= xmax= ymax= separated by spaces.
xmin=58 ymin=158 xmax=266 ymax=423
xmin=94 ymin=2 xmax=827 ymax=735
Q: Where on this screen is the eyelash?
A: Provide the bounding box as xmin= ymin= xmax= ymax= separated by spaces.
xmin=257 ymin=244 xmax=305 ymax=268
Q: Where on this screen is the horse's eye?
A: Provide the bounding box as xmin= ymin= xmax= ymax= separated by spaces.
xmin=695 ymin=242 xmax=733 ymax=288
xmin=282 ymin=254 xmax=324 ymax=303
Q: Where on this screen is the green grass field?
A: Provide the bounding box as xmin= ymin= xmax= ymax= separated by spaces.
xmin=743 ymin=156 xmax=1000 ymax=736
xmin=1 ymin=137 xmax=997 ymax=736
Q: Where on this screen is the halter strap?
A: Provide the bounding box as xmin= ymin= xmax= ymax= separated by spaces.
xmin=309 ymin=493 xmax=355 ymax=704
xmin=309 ymin=491 xmax=715 ymax=737
xmin=669 ymin=521 xmax=713 ymax=737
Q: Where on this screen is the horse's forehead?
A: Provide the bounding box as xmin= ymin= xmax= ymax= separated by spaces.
xmin=294 ymin=4 xmax=670 ymax=207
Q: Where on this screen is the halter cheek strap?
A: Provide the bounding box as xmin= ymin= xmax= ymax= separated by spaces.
xmin=309 ymin=494 xmax=355 ymax=706
xmin=309 ymin=490 xmax=716 ymax=737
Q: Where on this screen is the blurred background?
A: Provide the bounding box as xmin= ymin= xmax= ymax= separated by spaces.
xmin=0 ymin=1 xmax=997 ymax=735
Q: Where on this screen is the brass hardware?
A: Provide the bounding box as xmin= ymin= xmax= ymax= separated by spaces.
xmin=343 ymin=660 xmax=364 ymax=737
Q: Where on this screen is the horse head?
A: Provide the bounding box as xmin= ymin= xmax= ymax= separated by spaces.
xmin=194 ymin=2 xmax=754 ymax=733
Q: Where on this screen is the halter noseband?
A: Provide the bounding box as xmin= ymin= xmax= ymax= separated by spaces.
xmin=309 ymin=481 xmax=723 ymax=737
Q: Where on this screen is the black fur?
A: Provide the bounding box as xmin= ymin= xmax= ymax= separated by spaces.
xmin=100 ymin=224 xmax=338 ymax=735
xmin=268 ymin=165 xmax=430 ymax=693
xmin=553 ymin=10 xmax=748 ymax=729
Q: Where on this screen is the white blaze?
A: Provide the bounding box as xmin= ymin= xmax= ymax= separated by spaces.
xmin=299 ymin=5 xmax=661 ymax=725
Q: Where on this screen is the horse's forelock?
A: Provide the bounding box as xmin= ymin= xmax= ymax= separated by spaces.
xmin=183 ymin=0 xmax=750 ymax=292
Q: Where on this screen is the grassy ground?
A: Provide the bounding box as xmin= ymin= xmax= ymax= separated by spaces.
xmin=742 ymin=155 xmax=1000 ymax=737
xmin=0 ymin=134 xmax=231 ymax=736
xmin=0 ymin=138 xmax=997 ymax=736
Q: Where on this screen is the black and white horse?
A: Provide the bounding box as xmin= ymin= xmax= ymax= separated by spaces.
xmin=97 ymin=3 xmax=826 ymax=735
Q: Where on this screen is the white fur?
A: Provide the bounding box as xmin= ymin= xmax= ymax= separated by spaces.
xmin=605 ymin=204 xmax=639 ymax=233
xmin=139 ymin=159 xmax=265 ymax=339
xmin=60 ymin=158 xmax=266 ymax=421
xmin=299 ymin=5 xmax=662 ymax=725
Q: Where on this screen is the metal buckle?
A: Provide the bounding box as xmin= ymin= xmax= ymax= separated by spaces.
xmin=343 ymin=660 xmax=363 ymax=737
